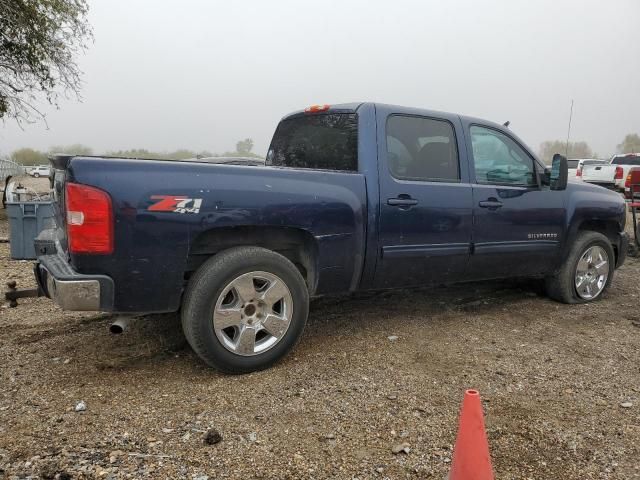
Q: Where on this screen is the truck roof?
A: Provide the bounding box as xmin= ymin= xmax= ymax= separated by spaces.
xmin=281 ymin=102 xmax=510 ymax=132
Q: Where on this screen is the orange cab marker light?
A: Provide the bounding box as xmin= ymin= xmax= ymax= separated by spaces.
xmin=304 ymin=104 xmax=330 ymax=113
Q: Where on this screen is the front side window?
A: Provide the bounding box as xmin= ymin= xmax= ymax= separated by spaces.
xmin=266 ymin=113 xmax=358 ymax=171
xmin=386 ymin=115 xmax=459 ymax=182
xmin=470 ymin=125 xmax=537 ymax=186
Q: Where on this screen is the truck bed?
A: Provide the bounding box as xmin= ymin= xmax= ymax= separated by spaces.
xmin=50 ymin=156 xmax=368 ymax=312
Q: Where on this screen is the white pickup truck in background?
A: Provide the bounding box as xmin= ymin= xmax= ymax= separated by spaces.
xmin=580 ymin=153 xmax=640 ymax=190
xmin=611 ymin=153 xmax=640 ymax=190
xmin=581 ymin=161 xmax=619 ymax=188
xmin=569 ymin=158 xmax=607 ymax=182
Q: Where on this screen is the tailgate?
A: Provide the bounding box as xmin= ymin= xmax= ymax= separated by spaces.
xmin=582 ymin=164 xmax=615 ymax=183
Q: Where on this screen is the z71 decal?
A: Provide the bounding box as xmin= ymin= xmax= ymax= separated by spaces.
xmin=148 ymin=195 xmax=203 ymax=214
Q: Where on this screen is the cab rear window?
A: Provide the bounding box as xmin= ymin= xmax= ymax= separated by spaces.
xmin=266 ymin=113 xmax=358 ymax=171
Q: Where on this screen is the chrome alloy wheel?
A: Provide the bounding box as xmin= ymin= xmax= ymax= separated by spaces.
xmin=213 ymin=271 xmax=293 ymax=356
xmin=574 ymin=246 xmax=609 ymax=300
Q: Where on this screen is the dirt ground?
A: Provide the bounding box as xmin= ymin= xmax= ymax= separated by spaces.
xmin=1 ymin=207 xmax=639 ymax=480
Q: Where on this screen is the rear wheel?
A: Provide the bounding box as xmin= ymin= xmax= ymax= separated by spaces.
xmin=181 ymin=247 xmax=309 ymax=373
xmin=545 ymin=231 xmax=614 ymax=304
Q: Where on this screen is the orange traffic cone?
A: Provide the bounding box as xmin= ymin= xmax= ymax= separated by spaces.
xmin=449 ymin=389 xmax=494 ymax=480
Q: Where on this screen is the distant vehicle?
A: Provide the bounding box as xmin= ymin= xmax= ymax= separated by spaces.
xmin=567 ymin=159 xmax=580 ymax=178
xmin=34 ymin=103 xmax=628 ymax=373
xmin=611 ymin=153 xmax=640 ymax=190
xmin=581 ymin=161 xmax=619 ymax=188
xmin=180 ymin=156 xmax=265 ymax=166
xmin=624 ymin=167 xmax=640 ymax=200
xmin=569 ymin=159 xmax=607 ymax=182
xmin=580 ymin=154 xmax=640 ymax=190
xmin=28 ymin=165 xmax=51 ymax=178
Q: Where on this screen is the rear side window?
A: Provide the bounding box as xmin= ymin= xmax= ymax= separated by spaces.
xmin=611 ymin=155 xmax=640 ymax=166
xmin=386 ymin=115 xmax=459 ymax=182
xmin=267 ymin=113 xmax=358 ymax=171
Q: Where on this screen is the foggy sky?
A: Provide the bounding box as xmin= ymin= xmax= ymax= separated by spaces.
xmin=1 ymin=0 xmax=639 ymax=158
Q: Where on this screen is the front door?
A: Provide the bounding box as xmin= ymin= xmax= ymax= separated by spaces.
xmin=466 ymin=124 xmax=565 ymax=279
xmin=374 ymin=112 xmax=473 ymax=288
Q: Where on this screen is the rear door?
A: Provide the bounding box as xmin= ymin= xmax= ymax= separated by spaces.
xmin=465 ymin=123 xmax=565 ymax=279
xmin=374 ymin=107 xmax=473 ymax=288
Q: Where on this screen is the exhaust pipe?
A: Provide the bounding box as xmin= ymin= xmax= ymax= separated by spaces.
xmin=109 ymin=317 xmax=130 ymax=334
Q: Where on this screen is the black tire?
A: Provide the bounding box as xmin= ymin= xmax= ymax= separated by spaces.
xmin=545 ymin=231 xmax=615 ymax=304
xmin=33 ymin=172 xmax=40 ymax=178
xmin=181 ymin=246 xmax=309 ymax=373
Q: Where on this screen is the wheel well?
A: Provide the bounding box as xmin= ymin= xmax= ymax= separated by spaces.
xmin=185 ymin=226 xmax=318 ymax=294
xmin=577 ymin=220 xmax=620 ymax=262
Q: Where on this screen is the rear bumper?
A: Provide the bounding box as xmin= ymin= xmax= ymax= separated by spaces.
xmin=583 ymin=180 xmax=617 ymax=189
xmin=34 ymin=230 xmax=114 ymax=311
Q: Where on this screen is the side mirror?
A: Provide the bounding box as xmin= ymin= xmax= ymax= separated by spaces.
xmin=550 ymin=154 xmax=568 ymax=191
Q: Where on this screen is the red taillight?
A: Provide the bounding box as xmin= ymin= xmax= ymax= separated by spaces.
xmin=576 ymin=167 xmax=582 ymax=177
xmin=65 ymin=183 xmax=113 ymax=254
xmin=615 ymin=166 xmax=624 ymax=180
xmin=626 ymin=172 xmax=633 ymax=188
xmin=304 ymin=104 xmax=330 ymax=113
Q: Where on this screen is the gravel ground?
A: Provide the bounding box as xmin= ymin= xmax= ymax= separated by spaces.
xmin=1 ymin=207 xmax=639 ymax=479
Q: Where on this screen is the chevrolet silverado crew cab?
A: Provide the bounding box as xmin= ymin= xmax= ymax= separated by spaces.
xmin=34 ymin=103 xmax=629 ymax=373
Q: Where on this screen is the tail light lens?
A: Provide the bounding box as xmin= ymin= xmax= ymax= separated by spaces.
xmin=576 ymin=167 xmax=582 ymax=177
xmin=626 ymin=173 xmax=633 ymax=188
xmin=615 ymin=166 xmax=624 ymax=180
xmin=65 ymin=183 xmax=114 ymax=254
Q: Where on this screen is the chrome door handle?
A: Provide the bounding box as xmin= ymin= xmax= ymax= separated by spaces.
xmin=478 ymin=200 xmax=503 ymax=209
xmin=388 ymin=198 xmax=418 ymax=206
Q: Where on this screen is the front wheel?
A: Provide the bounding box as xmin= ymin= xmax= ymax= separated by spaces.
xmin=545 ymin=231 xmax=615 ymax=304
xmin=181 ymin=247 xmax=309 ymax=373
xmin=33 ymin=173 xmax=40 ymax=178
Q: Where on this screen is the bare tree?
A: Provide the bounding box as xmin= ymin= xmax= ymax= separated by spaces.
xmin=236 ymin=138 xmax=254 ymax=155
xmin=0 ymin=0 xmax=93 ymax=125
xmin=538 ymin=140 xmax=594 ymax=165
xmin=617 ymin=134 xmax=640 ymax=154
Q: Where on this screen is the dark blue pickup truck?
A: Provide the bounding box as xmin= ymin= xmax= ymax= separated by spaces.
xmin=35 ymin=103 xmax=628 ymax=372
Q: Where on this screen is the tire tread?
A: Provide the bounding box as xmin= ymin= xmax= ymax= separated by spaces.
xmin=545 ymin=231 xmax=614 ymax=304
xmin=181 ymin=246 xmax=309 ymax=373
